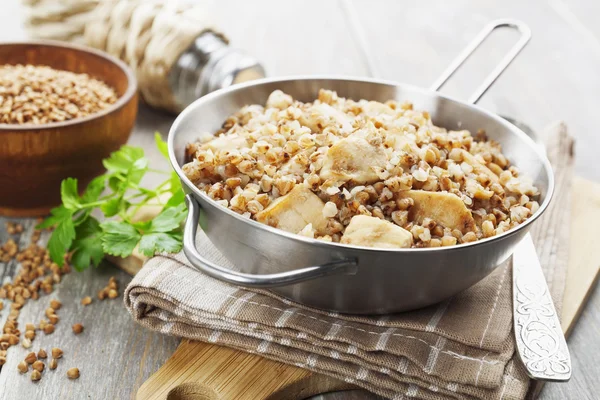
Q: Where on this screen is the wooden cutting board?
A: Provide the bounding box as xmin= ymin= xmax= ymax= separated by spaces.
xmin=114 ymin=177 xmax=600 ymax=400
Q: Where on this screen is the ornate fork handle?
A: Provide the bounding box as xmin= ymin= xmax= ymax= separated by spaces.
xmin=513 ymin=233 xmax=571 ymax=381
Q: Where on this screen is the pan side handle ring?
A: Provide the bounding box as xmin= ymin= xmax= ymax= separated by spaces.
xmin=183 ymin=194 xmax=358 ymax=288
xmin=429 ymin=19 xmax=532 ymax=105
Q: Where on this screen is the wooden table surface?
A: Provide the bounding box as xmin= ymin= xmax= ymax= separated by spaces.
xmin=1 ymin=1 xmax=599 ymax=399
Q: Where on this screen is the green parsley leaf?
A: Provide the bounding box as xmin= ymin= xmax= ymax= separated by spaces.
xmin=71 ymin=217 xmax=104 ymax=271
xmin=169 ymin=171 xmax=182 ymax=195
xmin=36 ymin=205 xmax=72 ymax=229
xmin=164 ymin=188 xmax=185 ymax=209
xmin=155 ymin=132 xmax=169 ymax=160
xmin=101 ymin=197 xmax=124 ymax=217
xmin=103 ymin=146 xmax=145 ymax=174
xmin=129 ymin=157 xmax=149 ymax=185
xmin=80 ymin=176 xmax=106 ymax=204
xmin=61 ymin=178 xmax=80 ymax=210
xmin=73 ymin=210 xmax=91 ymax=226
xmin=108 ymin=175 xmax=123 ymax=192
xmin=138 ymin=232 xmax=182 ymax=257
xmin=132 ymin=220 xmax=152 ymax=232
xmin=100 ymin=221 xmax=141 ymax=258
xmin=40 ymin=135 xmax=187 ymax=272
xmin=138 ymin=186 xmax=157 ymax=197
xmin=149 ymin=202 xmax=187 ymax=232
xmin=48 ymin=215 xmax=76 ymax=266
xmin=69 ymin=176 xmax=108 ymax=225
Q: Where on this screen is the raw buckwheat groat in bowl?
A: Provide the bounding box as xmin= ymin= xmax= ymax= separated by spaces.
xmin=0 ymin=64 xmax=118 ymax=125
xmin=183 ymin=89 xmax=539 ymax=249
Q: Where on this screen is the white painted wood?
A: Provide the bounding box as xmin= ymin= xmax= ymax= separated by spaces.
xmin=1 ymin=0 xmax=598 ymax=399
xmin=350 ymin=0 xmax=600 ymax=182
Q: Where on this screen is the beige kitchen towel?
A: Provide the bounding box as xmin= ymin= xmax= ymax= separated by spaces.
xmin=125 ymin=123 xmax=573 ymax=400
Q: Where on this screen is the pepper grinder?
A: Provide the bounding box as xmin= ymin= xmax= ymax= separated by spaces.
xmin=169 ymin=31 xmax=265 ymax=110
xmin=21 ymin=0 xmax=266 ymax=112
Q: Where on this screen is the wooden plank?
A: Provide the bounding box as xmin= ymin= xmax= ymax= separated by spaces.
xmin=543 ymin=286 xmax=600 ymax=400
xmin=0 ymin=217 xmax=181 ymax=400
xmin=202 ymin=0 xmax=370 ymax=77
xmin=136 ymin=340 xmax=354 ymax=400
xmin=0 ymin=1 xmax=368 ymax=399
xmin=541 ymin=176 xmax=600 ymax=400
xmin=349 ymin=0 xmax=600 ymax=183
xmin=562 ymin=177 xmax=600 ymax=333
xmin=539 ymin=5 xmax=600 ymax=399
xmin=0 ymin=0 xmax=25 ymax=41
xmin=2 ymin=0 xmax=600 ymax=399
xmin=0 ymin=6 xmax=184 ymax=387
xmin=547 ymin=0 xmax=600 ymax=58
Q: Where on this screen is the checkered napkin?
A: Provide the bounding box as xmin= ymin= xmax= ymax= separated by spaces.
xmin=125 ymin=123 xmax=573 ymax=400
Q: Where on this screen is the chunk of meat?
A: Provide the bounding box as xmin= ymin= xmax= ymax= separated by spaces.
xmin=341 ymin=215 xmax=413 ymax=248
xmin=202 ymin=134 xmax=248 ymax=152
xmin=400 ymin=190 xmax=476 ymax=233
xmin=319 ymin=136 xmax=387 ymax=184
xmin=256 ymin=185 xmax=328 ymax=235
xmin=299 ymin=103 xmax=353 ymax=133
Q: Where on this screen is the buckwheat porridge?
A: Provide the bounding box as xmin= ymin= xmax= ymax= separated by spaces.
xmin=183 ymin=89 xmax=539 ymax=248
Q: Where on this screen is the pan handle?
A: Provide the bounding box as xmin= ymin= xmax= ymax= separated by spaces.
xmin=183 ymin=194 xmax=358 ymax=288
xmin=429 ymin=19 xmax=531 ymax=105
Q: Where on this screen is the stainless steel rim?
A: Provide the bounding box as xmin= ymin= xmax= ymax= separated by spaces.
xmin=170 ymin=81 xmax=554 ymax=250
xmin=183 ymin=194 xmax=359 ymax=287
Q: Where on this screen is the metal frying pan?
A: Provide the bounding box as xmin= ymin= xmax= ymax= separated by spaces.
xmin=171 ymin=19 xmax=550 ymax=314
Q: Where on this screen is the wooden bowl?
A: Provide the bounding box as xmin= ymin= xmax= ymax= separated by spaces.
xmin=0 ymin=41 xmax=138 ymax=217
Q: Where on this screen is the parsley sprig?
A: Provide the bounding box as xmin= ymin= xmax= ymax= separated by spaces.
xmin=38 ymin=133 xmax=187 ymax=271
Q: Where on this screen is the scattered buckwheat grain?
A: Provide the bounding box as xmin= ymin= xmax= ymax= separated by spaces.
xmin=50 ymin=299 xmax=62 ymax=310
xmin=51 ymin=347 xmax=63 ymax=359
xmin=24 ymin=352 xmax=37 ymax=364
xmin=30 ymin=370 xmax=41 ymax=381
xmin=72 ymin=323 xmax=84 ymax=335
xmin=32 ymin=360 xmax=44 ymax=372
xmin=67 ymin=367 xmax=80 ymax=379
xmin=43 ymin=324 xmax=55 ymax=334
xmin=18 ymin=360 xmax=28 ymax=373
